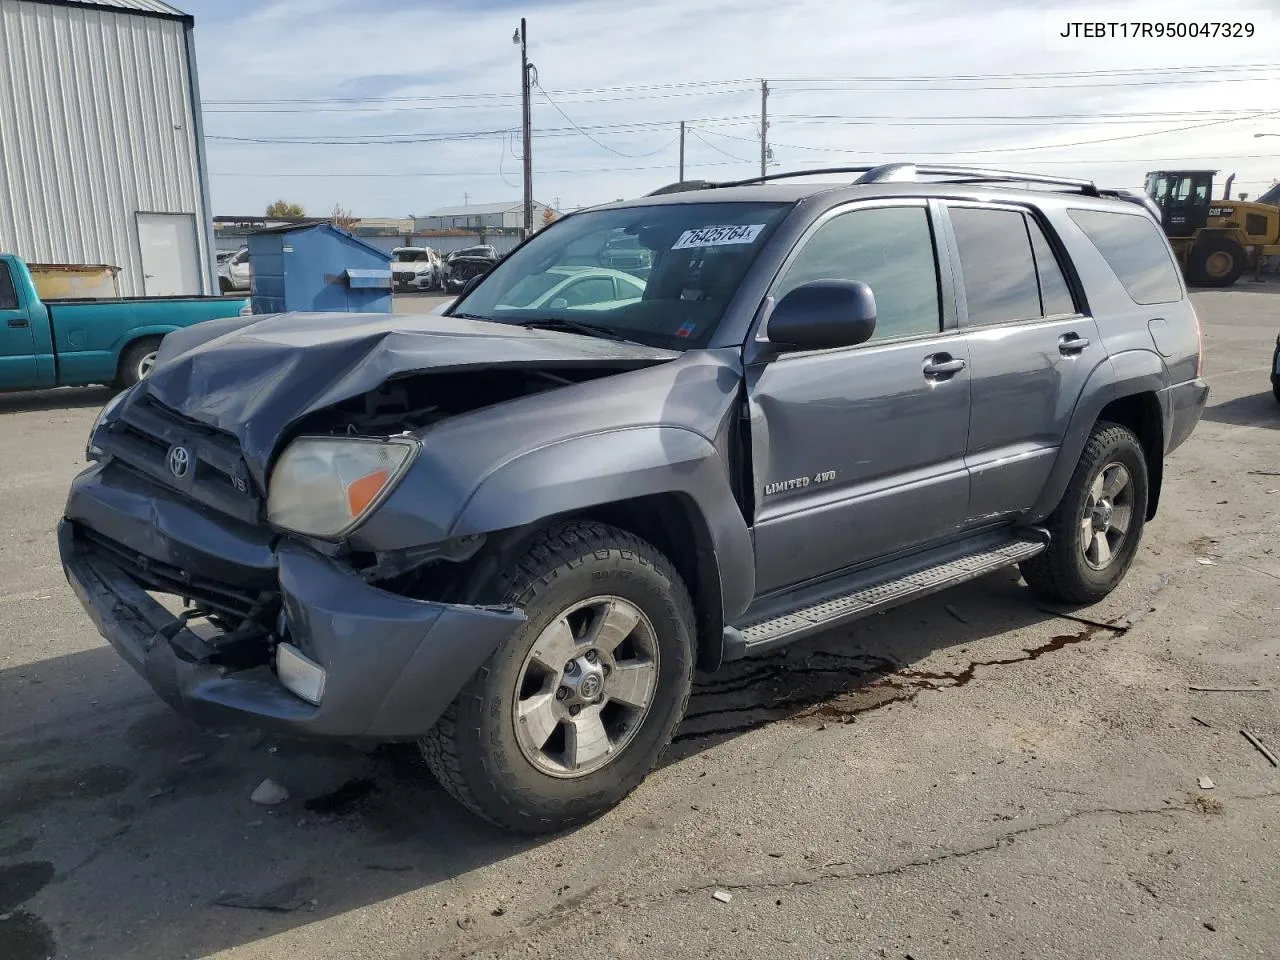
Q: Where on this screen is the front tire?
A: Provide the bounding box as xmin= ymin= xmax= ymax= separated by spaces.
xmin=420 ymin=521 xmax=695 ymax=833
xmin=1021 ymin=422 xmax=1149 ymax=604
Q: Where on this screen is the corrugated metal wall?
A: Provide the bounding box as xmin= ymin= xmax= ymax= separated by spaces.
xmin=0 ymin=0 xmax=210 ymax=296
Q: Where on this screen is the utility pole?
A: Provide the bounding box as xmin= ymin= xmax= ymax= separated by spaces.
xmin=679 ymin=121 xmax=686 ymax=181
xmin=514 ymin=19 xmax=534 ymax=239
xmin=760 ymin=80 xmax=769 ymax=177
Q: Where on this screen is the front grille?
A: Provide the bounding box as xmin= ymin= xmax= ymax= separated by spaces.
xmin=78 ymin=526 xmax=278 ymax=625
xmin=97 ymin=395 xmax=262 ymax=525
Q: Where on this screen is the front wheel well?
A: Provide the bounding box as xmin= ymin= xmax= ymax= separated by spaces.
xmin=575 ymin=494 xmax=725 ymax=672
xmin=1096 ymin=392 xmax=1163 ymax=519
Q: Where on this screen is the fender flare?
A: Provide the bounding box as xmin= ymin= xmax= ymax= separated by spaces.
xmin=1026 ymin=349 xmax=1169 ymax=522
xmin=448 ymin=425 xmax=756 ymax=620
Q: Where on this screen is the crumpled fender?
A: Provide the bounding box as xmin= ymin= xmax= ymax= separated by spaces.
xmin=449 ymin=425 xmax=756 ymax=619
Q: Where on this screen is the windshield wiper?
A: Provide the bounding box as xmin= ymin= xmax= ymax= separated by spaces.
xmin=516 ymin=318 xmax=633 ymax=343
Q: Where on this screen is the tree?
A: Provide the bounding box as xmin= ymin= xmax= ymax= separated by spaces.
xmin=266 ymin=200 xmax=304 ymax=218
xmin=329 ymin=203 xmax=359 ymax=232
xmin=542 ymin=206 xmax=558 ymax=226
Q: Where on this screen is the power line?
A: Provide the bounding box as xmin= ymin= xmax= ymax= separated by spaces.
xmin=206 ymin=107 xmax=1280 ymax=150
xmin=201 ymin=63 xmax=1280 ymax=106
xmin=210 ymin=153 xmax=1280 ymax=179
xmin=206 ymin=106 xmax=1280 ymax=144
xmin=533 ymin=82 xmax=678 ymax=158
xmin=689 ymin=128 xmax=752 ymax=163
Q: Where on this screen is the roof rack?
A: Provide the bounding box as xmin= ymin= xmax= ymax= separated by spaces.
xmin=646 ymin=163 xmax=1101 ymax=197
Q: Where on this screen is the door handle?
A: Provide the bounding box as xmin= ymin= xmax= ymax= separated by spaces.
xmin=923 ymin=355 xmax=966 ymax=378
xmin=7 ymin=318 xmax=28 ymax=328
xmin=1058 ymin=333 xmax=1090 ymax=354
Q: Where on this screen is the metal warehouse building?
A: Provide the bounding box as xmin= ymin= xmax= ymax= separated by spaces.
xmin=415 ymin=200 xmax=551 ymax=233
xmin=0 ymin=0 xmax=214 ymax=296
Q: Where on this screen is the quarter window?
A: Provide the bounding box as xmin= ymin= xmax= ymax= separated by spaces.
xmin=1068 ymin=208 xmax=1183 ymax=305
xmin=775 ymin=206 xmax=941 ymax=342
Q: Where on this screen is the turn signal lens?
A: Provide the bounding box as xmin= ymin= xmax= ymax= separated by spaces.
xmin=267 ymin=437 xmax=418 ymax=539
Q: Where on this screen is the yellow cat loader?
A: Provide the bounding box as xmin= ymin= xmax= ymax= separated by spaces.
xmin=1145 ymin=170 xmax=1280 ymax=286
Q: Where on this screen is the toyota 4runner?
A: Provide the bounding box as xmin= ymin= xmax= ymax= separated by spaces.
xmin=60 ymin=164 xmax=1209 ymax=833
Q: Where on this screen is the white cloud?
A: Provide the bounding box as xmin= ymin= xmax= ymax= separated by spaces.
xmin=191 ymin=0 xmax=1280 ymax=214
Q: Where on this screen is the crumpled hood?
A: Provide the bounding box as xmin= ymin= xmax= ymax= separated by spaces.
xmin=142 ymin=311 xmax=677 ymax=482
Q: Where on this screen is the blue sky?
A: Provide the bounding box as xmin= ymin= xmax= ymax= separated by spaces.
xmin=183 ymin=0 xmax=1280 ymax=217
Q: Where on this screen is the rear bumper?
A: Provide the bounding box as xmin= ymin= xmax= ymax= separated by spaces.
xmin=1165 ymin=377 xmax=1209 ymax=455
xmin=59 ymin=465 xmax=523 ymax=741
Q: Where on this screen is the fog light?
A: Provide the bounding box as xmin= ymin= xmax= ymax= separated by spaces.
xmin=277 ymin=643 xmax=326 ymax=705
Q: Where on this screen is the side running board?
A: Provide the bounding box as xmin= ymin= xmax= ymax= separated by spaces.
xmin=724 ymin=535 xmax=1047 ymax=661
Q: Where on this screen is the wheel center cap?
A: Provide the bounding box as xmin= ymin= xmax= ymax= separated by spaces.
xmin=1093 ymin=500 xmax=1113 ymax=531
xmin=579 ymin=673 xmax=603 ymax=700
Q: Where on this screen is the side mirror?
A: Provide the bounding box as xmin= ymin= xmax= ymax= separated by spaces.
xmin=548 ymin=297 xmax=569 ymax=309
xmin=766 ymin=279 xmax=877 ymax=351
xmin=459 ymin=274 xmax=486 ymax=298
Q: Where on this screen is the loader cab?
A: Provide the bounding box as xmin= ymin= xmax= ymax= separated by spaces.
xmin=1145 ymin=170 xmax=1215 ymax=238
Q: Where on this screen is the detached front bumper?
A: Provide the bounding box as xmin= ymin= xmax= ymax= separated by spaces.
xmin=59 ymin=465 xmax=523 ymax=741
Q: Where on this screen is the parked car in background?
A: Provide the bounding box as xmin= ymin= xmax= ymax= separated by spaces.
xmin=600 ymin=235 xmax=653 ymax=277
xmin=497 ymin=266 xmax=645 ymax=310
xmin=1 ymin=252 xmax=249 ymax=390
xmin=391 ymin=246 xmax=444 ymax=292
xmin=443 ymin=245 xmax=500 ymax=292
xmin=218 ymin=247 xmax=251 ymax=293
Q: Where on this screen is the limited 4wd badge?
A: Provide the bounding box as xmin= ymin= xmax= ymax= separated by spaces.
xmin=764 ymin=470 xmax=837 ymax=496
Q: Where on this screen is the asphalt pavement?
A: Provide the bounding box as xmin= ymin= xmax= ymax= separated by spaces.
xmin=1 ymin=286 xmax=1277 ymax=959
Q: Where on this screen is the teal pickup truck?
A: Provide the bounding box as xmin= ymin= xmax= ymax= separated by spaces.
xmin=0 ymin=253 xmax=249 ymax=391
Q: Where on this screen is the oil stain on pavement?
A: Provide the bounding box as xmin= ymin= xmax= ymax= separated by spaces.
xmin=673 ymin=619 xmax=1122 ymax=746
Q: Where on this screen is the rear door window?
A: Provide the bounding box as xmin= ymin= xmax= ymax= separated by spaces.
xmin=1068 ymin=208 xmax=1183 ymax=305
xmin=949 ymin=207 xmax=1041 ymax=326
xmin=1026 ymin=218 xmax=1077 ymax=316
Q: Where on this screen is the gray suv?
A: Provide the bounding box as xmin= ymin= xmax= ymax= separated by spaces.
xmin=60 ymin=164 xmax=1208 ymax=833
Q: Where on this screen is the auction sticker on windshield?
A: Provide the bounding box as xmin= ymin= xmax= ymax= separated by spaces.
xmin=672 ymin=224 xmax=766 ymax=249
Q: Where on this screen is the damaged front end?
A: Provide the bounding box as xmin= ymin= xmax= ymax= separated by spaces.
xmin=59 ymin=460 xmax=523 ymax=740
xmin=59 ymin=311 xmax=679 ymax=739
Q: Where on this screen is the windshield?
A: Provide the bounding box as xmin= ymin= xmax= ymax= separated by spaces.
xmin=453 ymin=201 xmax=791 ymax=348
xmin=394 ymin=250 xmax=429 ymax=262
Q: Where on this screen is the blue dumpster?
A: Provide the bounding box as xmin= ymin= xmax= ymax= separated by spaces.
xmin=248 ymin=222 xmax=393 ymax=314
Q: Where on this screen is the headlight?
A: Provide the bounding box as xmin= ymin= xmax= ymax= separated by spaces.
xmin=86 ymin=390 xmax=128 ymax=461
xmin=267 ymin=436 xmax=419 ymax=539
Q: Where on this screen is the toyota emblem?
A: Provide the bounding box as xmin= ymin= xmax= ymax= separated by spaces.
xmin=167 ymin=445 xmax=191 ymax=479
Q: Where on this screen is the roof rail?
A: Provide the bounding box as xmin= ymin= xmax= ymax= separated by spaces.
xmin=855 ymin=163 xmax=1099 ymax=195
xmin=645 ymin=179 xmax=719 ymax=196
xmin=715 ymin=166 xmax=877 ymax=188
xmin=646 ymin=163 xmax=1105 ymax=197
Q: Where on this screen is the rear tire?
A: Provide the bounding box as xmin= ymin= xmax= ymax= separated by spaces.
xmin=1020 ymin=422 xmax=1148 ymax=605
xmin=116 ymin=337 xmax=163 ymax=389
xmin=420 ymin=521 xmax=695 ymax=834
xmin=1187 ymin=237 xmax=1243 ymax=287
